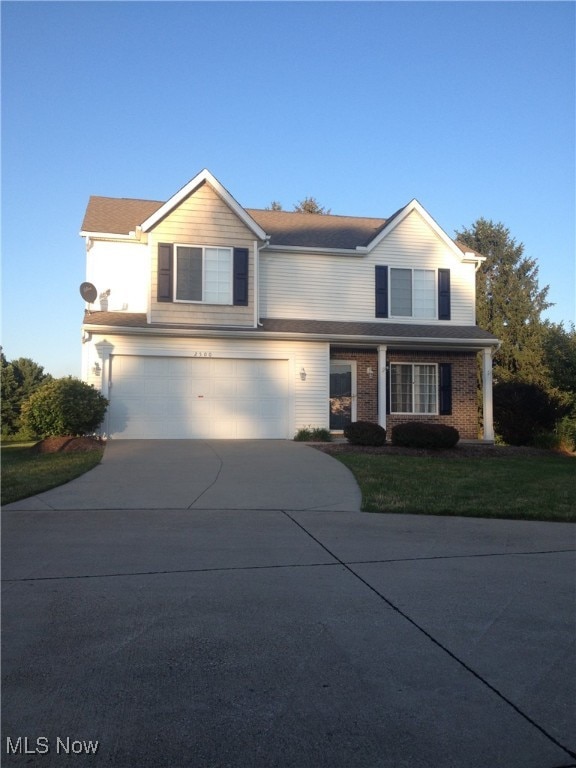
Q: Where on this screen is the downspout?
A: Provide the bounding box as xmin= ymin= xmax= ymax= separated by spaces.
xmin=256 ymin=238 xmax=270 ymax=327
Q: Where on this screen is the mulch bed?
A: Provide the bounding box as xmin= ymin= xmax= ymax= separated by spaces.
xmin=33 ymin=436 xmax=105 ymax=454
xmin=311 ymin=442 xmax=565 ymax=459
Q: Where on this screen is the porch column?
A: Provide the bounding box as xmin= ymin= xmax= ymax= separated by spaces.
xmin=482 ymin=347 xmax=495 ymax=442
xmin=378 ymin=345 xmax=387 ymax=432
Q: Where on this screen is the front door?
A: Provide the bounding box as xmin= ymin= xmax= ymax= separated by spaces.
xmin=329 ymin=361 xmax=356 ymax=430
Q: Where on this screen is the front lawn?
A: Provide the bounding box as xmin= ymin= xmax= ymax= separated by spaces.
xmin=335 ymin=452 xmax=576 ymax=522
xmin=1 ymin=443 xmax=104 ymax=505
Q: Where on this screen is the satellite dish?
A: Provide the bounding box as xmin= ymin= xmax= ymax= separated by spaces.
xmin=80 ymin=282 xmax=98 ymax=303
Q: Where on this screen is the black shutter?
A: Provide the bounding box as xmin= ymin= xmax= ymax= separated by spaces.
xmin=439 ymin=363 xmax=452 ymax=415
xmin=233 ymin=248 xmax=249 ymax=306
xmin=438 ymin=268 xmax=451 ymax=320
xmin=386 ymin=365 xmax=391 ymax=415
xmin=157 ymin=243 xmax=173 ymax=302
xmin=375 ymin=266 xmax=389 ymax=318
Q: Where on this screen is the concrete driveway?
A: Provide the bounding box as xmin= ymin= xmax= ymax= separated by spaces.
xmin=2 ymin=440 xmax=362 ymax=512
xmin=2 ymin=441 xmax=575 ymax=767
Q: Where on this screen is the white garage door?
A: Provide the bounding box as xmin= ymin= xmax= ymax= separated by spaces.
xmin=107 ymin=356 xmax=290 ymax=439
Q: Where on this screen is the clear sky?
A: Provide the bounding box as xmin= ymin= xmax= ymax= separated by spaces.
xmin=2 ymin=1 xmax=574 ymax=377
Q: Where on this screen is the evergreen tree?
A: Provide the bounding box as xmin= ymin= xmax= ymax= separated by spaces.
xmin=1 ymin=353 xmax=20 ymax=434
xmin=543 ymin=322 xmax=576 ymax=396
xmin=265 ymin=201 xmax=283 ymax=211
xmin=455 ymin=218 xmax=552 ymax=386
xmin=0 ymin=354 xmax=52 ymax=434
xmin=293 ymin=196 xmax=331 ymax=215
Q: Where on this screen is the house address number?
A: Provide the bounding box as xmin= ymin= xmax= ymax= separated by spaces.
xmin=192 ymin=352 xmax=212 ymax=357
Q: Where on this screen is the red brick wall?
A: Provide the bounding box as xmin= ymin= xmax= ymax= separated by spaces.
xmin=330 ymin=348 xmax=378 ymax=423
xmin=330 ymin=348 xmax=480 ymax=440
xmin=386 ymin=351 xmax=479 ymax=440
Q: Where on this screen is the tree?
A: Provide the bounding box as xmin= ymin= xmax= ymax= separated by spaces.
xmin=21 ymin=378 xmax=108 ymax=437
xmin=0 ymin=354 xmax=52 ymax=435
xmin=1 ymin=353 xmax=20 ymax=434
xmin=455 ymin=218 xmax=552 ymax=386
xmin=543 ymin=323 xmax=576 ymax=396
xmin=293 ymin=196 xmax=331 ymax=215
xmin=493 ymin=382 xmax=571 ymax=446
xmin=265 ymin=201 xmax=283 ymax=211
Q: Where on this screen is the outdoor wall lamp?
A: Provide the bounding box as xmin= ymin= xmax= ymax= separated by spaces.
xmin=300 ymin=367 xmax=307 ymax=381
xmin=367 ymin=366 xmax=374 ymax=378
xmin=92 ymin=362 xmax=101 ymax=376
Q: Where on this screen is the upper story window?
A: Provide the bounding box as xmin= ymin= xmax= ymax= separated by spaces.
xmin=390 ymin=268 xmax=435 ymax=319
xmin=175 ymin=246 xmax=233 ymax=305
xmin=375 ymin=266 xmax=451 ymax=321
xmin=157 ymin=243 xmax=249 ymax=307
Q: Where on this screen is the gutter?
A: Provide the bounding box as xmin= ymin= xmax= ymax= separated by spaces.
xmin=262 ymin=244 xmax=368 ymax=257
xmin=81 ymin=322 xmax=498 ymax=351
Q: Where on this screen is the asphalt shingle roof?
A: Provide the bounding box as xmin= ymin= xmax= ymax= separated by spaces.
xmin=83 ymin=312 xmax=498 ymax=343
xmin=81 ymin=194 xmax=482 ymax=255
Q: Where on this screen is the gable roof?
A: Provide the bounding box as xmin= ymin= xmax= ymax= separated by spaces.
xmin=80 ymin=171 xmax=484 ymax=260
xmin=139 ymin=169 xmax=267 ymax=239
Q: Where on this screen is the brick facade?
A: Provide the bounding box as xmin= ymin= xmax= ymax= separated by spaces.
xmin=330 ymin=347 xmax=479 ymax=440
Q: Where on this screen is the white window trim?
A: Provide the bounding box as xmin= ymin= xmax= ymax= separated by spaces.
xmin=389 ymin=267 xmax=437 ymax=320
xmin=173 ymin=244 xmax=234 ymax=305
xmin=390 ymin=362 xmax=439 ymax=415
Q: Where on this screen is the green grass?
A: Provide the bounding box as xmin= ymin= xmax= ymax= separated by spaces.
xmin=336 ymin=453 xmax=576 ymax=522
xmin=1 ymin=443 xmax=104 ymax=505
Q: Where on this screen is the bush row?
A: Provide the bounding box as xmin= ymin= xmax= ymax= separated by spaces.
xmin=342 ymin=420 xmax=460 ymax=449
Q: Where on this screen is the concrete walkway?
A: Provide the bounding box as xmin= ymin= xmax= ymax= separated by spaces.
xmin=2 ymin=441 xmax=575 ymax=767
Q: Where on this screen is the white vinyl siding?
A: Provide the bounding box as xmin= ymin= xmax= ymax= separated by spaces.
xmin=391 ymin=363 xmax=438 ymax=414
xmin=85 ymin=239 xmax=149 ymax=313
xmin=260 ymin=208 xmax=476 ymax=325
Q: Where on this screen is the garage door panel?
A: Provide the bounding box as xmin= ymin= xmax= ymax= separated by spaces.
xmin=108 ymin=355 xmax=289 ymax=439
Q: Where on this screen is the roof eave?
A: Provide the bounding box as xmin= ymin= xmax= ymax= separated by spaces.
xmin=81 ymin=321 xmax=498 ymax=350
xmin=262 ymin=244 xmax=369 ymax=257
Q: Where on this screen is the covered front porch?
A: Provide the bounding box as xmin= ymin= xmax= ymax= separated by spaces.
xmin=329 ymin=344 xmax=495 ymax=442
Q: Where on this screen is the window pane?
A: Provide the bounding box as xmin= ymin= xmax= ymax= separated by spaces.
xmin=391 ymin=269 xmax=412 ymax=316
xmin=414 ymin=365 xmax=437 ymax=413
xmin=413 ymin=270 xmax=435 ymax=319
xmin=391 ymin=364 xmax=413 ymax=412
xmin=176 ymin=247 xmax=202 ymax=301
xmin=204 ymin=248 xmax=232 ymax=304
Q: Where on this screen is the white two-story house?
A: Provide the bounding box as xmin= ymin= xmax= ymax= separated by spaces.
xmin=80 ymin=169 xmax=498 ymax=441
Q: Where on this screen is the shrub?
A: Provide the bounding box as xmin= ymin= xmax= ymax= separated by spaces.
xmin=391 ymin=422 xmax=459 ymax=449
xmin=493 ymin=382 xmax=572 ymax=446
xmin=294 ymin=426 xmax=332 ymax=442
xmin=21 ymin=377 xmax=109 ymax=438
xmin=344 ymin=421 xmax=386 ymax=446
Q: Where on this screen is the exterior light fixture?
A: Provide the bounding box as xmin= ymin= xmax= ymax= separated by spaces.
xmin=300 ymin=367 xmax=307 ymax=381
xmin=367 ymin=366 xmax=374 ymax=378
xmin=92 ymin=362 xmax=101 ymax=376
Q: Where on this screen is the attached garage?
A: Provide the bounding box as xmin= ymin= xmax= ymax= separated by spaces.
xmin=107 ymin=355 xmax=290 ymax=439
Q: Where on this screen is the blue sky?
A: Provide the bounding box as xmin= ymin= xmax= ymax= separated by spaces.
xmin=2 ymin=1 xmax=574 ymax=377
